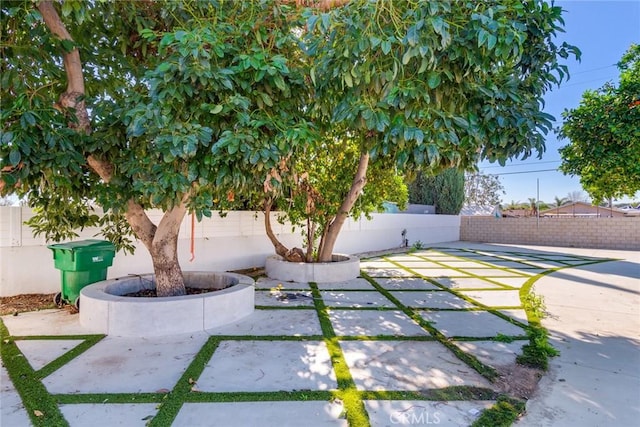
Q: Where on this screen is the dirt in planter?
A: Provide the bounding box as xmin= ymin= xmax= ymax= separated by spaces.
xmin=123 ymin=286 xmax=229 ymax=298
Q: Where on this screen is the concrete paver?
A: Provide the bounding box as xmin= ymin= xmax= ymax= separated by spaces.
xmin=327 ymin=310 xmax=429 ymax=337
xmin=316 ymin=278 xmax=377 ymax=290
xmin=174 ymin=401 xmax=347 ymax=427
xmin=390 ymin=290 xmax=475 ymax=309
xmin=319 ymin=291 xmax=396 ymax=308
xmin=455 ymin=341 xmax=528 ymax=368
xmin=458 ymin=290 xmax=522 ymax=307
xmin=16 ymin=340 xmax=83 ymax=371
xmin=420 ymin=310 xmax=526 ymax=338
xmin=374 ymin=277 xmax=440 ymax=290
xmin=340 ymin=340 xmax=492 ymax=391
xmin=255 ymin=290 xmax=315 ymax=307
xmin=59 ymin=403 xmax=158 ymax=427
xmin=434 ymin=277 xmax=508 ymax=290
xmin=207 ymin=309 xmax=322 ymax=336
xmin=43 ymin=334 xmax=208 ymax=394
xmin=364 ymin=400 xmax=495 ymax=427
xmin=197 ymin=340 xmax=336 ymax=392
xmin=0 ymin=365 xmax=30 ymax=426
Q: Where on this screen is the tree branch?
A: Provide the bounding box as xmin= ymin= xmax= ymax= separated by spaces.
xmin=37 ymin=1 xmax=89 ymax=133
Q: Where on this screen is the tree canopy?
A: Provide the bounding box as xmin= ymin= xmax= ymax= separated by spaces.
xmin=464 ymin=172 xmax=505 ymax=207
xmin=559 ymin=44 xmax=640 ymax=203
xmin=1 ymin=0 xmax=579 ymax=292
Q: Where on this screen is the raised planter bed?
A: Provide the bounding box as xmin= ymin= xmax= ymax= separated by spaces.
xmin=265 ymin=254 xmax=360 ymax=283
xmin=79 ymin=271 xmax=254 ymax=337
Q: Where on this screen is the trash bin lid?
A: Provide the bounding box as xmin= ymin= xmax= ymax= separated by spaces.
xmin=47 ymin=239 xmax=116 ymax=252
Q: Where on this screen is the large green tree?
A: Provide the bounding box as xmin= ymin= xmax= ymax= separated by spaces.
xmin=1 ymin=1 xmax=311 ymax=296
xmin=296 ymin=0 xmax=578 ymax=261
xmin=559 ymin=44 xmax=640 ymax=203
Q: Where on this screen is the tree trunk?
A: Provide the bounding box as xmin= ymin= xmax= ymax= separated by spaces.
xmin=264 ymin=198 xmax=305 ymax=262
xmin=39 ymin=1 xmax=188 ymax=296
xmin=150 ymin=233 xmax=185 ymax=297
xmin=317 ymin=151 xmax=369 ymax=262
xmin=149 ymin=201 xmax=188 ymax=296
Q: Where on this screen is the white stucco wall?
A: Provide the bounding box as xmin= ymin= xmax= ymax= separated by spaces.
xmin=0 ymin=207 xmax=460 ymax=296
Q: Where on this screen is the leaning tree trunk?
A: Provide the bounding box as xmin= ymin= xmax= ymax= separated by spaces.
xmin=264 ymin=199 xmax=305 ymax=262
xmin=39 ymin=1 xmax=188 ymax=297
xmin=317 ymin=151 xmax=369 ymax=262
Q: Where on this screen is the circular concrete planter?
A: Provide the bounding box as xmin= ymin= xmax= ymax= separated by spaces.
xmin=79 ymin=271 xmax=254 ymax=337
xmin=265 ymin=254 xmax=360 ymax=283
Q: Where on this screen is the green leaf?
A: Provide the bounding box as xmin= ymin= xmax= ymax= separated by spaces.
xmin=60 ymin=39 xmax=75 ymax=53
xmin=427 ymin=72 xmax=441 ymax=89
xmin=381 ymin=40 xmax=392 ymax=55
xmin=210 ymin=105 xmax=223 ymax=114
xmin=344 ymin=72 xmax=353 ymax=88
xmin=158 ymin=62 xmax=171 ymax=73
xmin=9 ymin=149 xmax=21 ymax=166
xmin=487 ymin=34 xmax=497 ymax=50
xmin=1 ymin=131 xmax=13 ymax=144
xmin=22 ymin=112 xmax=36 ymax=127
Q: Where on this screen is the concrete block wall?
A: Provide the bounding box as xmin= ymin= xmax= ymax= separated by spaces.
xmin=0 ymin=207 xmax=459 ymax=296
xmin=460 ymin=216 xmax=640 ymax=250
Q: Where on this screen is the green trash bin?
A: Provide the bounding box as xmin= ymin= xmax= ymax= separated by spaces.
xmin=48 ymin=239 xmax=116 ymax=309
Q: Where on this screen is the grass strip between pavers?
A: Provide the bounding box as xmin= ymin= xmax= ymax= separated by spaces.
xmin=360 ymin=272 xmax=499 ymax=382
xmin=54 ymin=393 xmax=166 ymax=405
xmin=309 ymin=282 xmax=370 ymax=427
xmin=36 ymin=335 xmax=105 ymax=379
xmin=1 ymin=318 xmax=69 ymax=426
xmin=148 ymin=335 xmax=221 ymax=426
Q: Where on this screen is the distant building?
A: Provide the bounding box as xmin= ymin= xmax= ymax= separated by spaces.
xmin=540 ymin=201 xmax=628 ymax=218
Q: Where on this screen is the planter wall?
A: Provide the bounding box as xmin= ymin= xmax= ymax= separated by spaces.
xmin=79 ymin=272 xmax=254 ymax=337
xmin=265 ymin=254 xmax=360 ymax=283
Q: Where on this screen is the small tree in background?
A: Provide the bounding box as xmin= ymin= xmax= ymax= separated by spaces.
xmin=263 ymin=131 xmax=408 ymax=262
xmin=559 ymin=44 xmax=640 ymax=203
xmin=552 ymin=196 xmax=569 ymax=208
xmin=408 ymin=169 xmax=465 ymax=215
xmin=464 ymin=172 xmax=505 ymax=207
xmin=566 ymin=191 xmax=590 ymax=203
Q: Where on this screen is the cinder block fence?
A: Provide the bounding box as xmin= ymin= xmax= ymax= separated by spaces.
xmin=460 ymin=216 xmax=640 ymax=251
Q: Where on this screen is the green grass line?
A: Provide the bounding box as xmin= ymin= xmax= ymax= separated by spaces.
xmin=148 ymin=336 xmax=221 ymax=427
xmin=0 ymin=319 xmax=68 ymax=426
xmin=207 ymin=335 xmax=324 ymax=341
xmin=54 ymin=393 xmax=165 ymax=404
xmin=309 ymin=282 xmax=371 ymax=427
xmin=36 ymin=335 xmax=105 ymax=379
xmin=360 ymin=386 xmax=499 ymax=401
xmin=182 ymin=390 xmax=334 ymax=403
xmin=335 ymin=335 xmax=436 ymax=342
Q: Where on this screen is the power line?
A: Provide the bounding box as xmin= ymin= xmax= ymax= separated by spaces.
xmin=570 ymin=64 xmax=616 ymax=75
xmin=493 ymin=168 xmax=559 ymax=176
xmin=480 ymin=160 xmax=561 ymax=169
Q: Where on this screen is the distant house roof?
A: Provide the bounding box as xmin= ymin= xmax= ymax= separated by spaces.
xmin=540 ymin=201 xmax=628 ymax=218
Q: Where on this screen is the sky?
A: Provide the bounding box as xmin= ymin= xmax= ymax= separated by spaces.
xmin=478 ymin=0 xmax=640 ymax=205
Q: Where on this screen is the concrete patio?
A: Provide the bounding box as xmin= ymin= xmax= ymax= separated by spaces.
xmin=1 ymin=242 xmax=638 ymax=426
